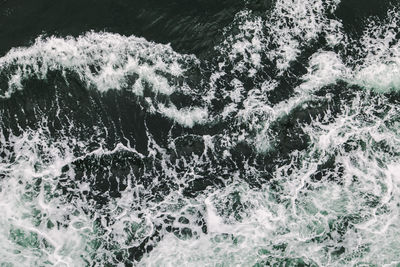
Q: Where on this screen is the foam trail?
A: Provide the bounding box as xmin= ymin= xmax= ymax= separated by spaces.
xmin=141 ymin=92 xmax=400 ymax=266
xmin=0 ymin=129 xmax=94 ymax=266
xmin=1 ymin=0 xmax=400 ymax=266
xmin=0 ymin=32 xmax=207 ymax=128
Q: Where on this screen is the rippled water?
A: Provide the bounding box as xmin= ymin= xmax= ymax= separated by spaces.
xmin=1 ymin=0 xmax=400 ymax=266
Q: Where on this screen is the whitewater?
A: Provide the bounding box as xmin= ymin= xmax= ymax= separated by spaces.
xmin=0 ymin=0 xmax=400 ymax=266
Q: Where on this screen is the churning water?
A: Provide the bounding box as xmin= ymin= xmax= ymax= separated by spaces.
xmin=1 ymin=0 xmax=400 ymax=266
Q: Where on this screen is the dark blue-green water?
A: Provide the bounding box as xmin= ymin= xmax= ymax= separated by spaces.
xmin=0 ymin=0 xmax=400 ymax=266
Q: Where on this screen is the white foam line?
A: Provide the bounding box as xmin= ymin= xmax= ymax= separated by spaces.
xmin=0 ymin=32 xmax=207 ymax=128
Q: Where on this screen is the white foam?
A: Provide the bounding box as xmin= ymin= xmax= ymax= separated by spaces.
xmin=206 ymin=0 xmax=347 ymax=153
xmin=158 ymin=104 xmax=208 ymax=128
xmin=2 ymin=0 xmax=400 ymax=266
xmin=138 ymin=4 xmax=400 ymax=265
xmin=350 ymin=10 xmax=400 ymax=92
xmin=0 ymin=32 xmax=206 ymax=128
xmin=0 ymin=129 xmax=93 ymax=266
xmin=140 ymin=92 xmax=400 ymax=266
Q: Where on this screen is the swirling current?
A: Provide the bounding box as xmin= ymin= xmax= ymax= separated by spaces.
xmin=1 ymin=0 xmax=400 ymax=266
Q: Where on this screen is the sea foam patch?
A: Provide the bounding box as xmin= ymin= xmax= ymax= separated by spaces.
xmin=1 ymin=0 xmax=400 ymax=265
xmin=0 ymin=32 xmax=208 ymax=128
xmin=351 ymin=9 xmax=400 ymax=93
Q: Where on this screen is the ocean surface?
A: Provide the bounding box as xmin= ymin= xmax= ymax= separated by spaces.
xmin=1 ymin=0 xmax=400 ymax=266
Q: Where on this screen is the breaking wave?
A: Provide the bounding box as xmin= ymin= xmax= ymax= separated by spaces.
xmin=1 ymin=0 xmax=400 ymax=266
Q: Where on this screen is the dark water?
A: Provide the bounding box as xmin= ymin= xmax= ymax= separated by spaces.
xmin=1 ymin=0 xmax=400 ymax=266
xmin=0 ymin=0 xmax=393 ymax=56
xmin=0 ymin=0 xmax=247 ymax=56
